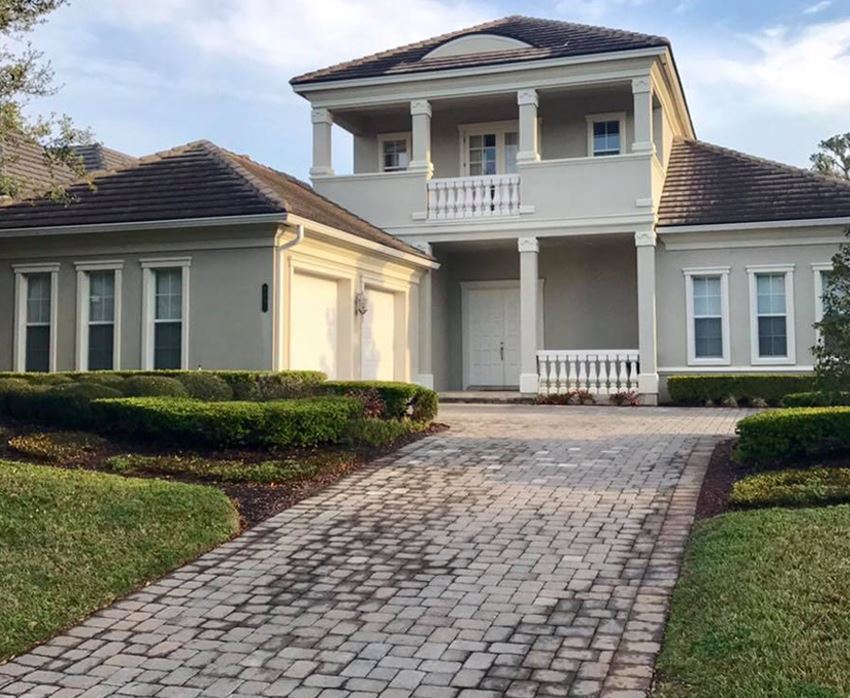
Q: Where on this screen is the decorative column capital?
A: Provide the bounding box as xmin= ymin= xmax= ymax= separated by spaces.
xmin=410 ymin=99 xmax=432 ymax=117
xmin=517 ymin=89 xmax=538 ymax=107
xmin=632 ymin=76 xmax=652 ymax=94
xmin=517 ymin=236 xmax=539 ymax=254
xmin=634 ymin=226 xmax=657 ymax=247
xmin=412 ymin=241 xmax=432 ymax=256
xmin=311 ymin=107 xmax=333 ymax=125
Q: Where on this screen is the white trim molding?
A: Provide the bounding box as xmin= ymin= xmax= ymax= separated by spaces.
xmin=585 ymin=111 xmax=627 ymax=157
xmin=75 ymin=260 xmax=124 ymax=371
xmin=747 ymin=263 xmax=796 ymax=365
xmin=658 ymin=217 xmax=850 ymax=234
xmin=813 ymin=262 xmax=834 ymax=324
xmin=683 ymin=266 xmax=731 ymax=367
xmin=141 ymin=257 xmax=191 ymax=370
xmin=13 ymin=262 xmax=60 ymax=373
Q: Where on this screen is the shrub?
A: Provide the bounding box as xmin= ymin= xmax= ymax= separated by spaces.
xmin=217 ymin=371 xmax=325 ymax=400
xmin=175 ymin=372 xmax=233 ymax=401
xmin=736 ymin=407 xmax=850 ymax=467
xmin=23 ymin=374 xmax=73 ymax=386
xmin=667 ymin=374 xmax=815 ymax=406
xmin=321 ymin=381 xmax=438 ymax=421
xmin=122 ymin=375 xmax=188 ymax=398
xmin=730 ymin=467 xmax=850 ymax=509
xmin=93 ymin=396 xmax=364 ymax=449
xmin=8 ymin=430 xmax=107 ymax=464
xmin=75 ymin=373 xmax=126 ymax=389
xmin=783 ymin=391 xmax=850 ymax=407
xmin=347 ymin=417 xmax=429 ymax=448
xmin=3 ymin=383 xmax=122 ymax=429
xmin=609 ymin=391 xmax=640 ymax=406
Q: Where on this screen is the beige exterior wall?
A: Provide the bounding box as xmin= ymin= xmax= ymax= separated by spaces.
xmin=431 ymin=236 xmax=637 ymax=390
xmin=0 ymin=224 xmax=278 ymax=372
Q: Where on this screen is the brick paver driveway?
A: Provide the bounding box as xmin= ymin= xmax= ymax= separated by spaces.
xmin=1 ymin=405 xmax=745 ymax=698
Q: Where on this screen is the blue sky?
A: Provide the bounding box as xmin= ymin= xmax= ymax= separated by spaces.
xmin=26 ymin=0 xmax=850 ymax=179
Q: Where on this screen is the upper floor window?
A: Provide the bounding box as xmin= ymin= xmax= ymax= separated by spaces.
xmin=460 ymin=122 xmax=519 ymax=176
xmin=747 ymin=265 xmax=796 ymax=364
xmin=13 ymin=263 xmax=59 ymax=373
xmin=378 ymin=133 xmax=410 ymax=172
xmin=75 ymin=261 xmax=123 ymax=371
xmin=684 ymin=267 xmax=730 ymax=365
xmin=586 ymin=113 xmax=626 ymax=157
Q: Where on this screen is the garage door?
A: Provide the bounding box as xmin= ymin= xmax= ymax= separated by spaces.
xmin=291 ymin=272 xmax=338 ymax=378
xmin=361 ymin=288 xmax=395 ymax=380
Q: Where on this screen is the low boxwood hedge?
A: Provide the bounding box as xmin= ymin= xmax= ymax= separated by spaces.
xmin=783 ymin=391 xmax=850 ymax=407
xmin=122 ymin=375 xmax=188 ymax=398
xmin=4 ymin=383 xmax=122 ymax=429
xmin=736 ymin=407 xmax=850 ymax=467
xmin=92 ymin=396 xmax=364 ymax=448
xmin=730 ymin=467 xmax=850 ymax=509
xmin=668 ymin=374 xmax=815 ymax=406
xmin=320 ymin=381 xmax=438 ymax=421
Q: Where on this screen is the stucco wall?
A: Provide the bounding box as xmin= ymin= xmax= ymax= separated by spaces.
xmin=431 ymin=236 xmax=638 ymax=390
xmin=0 ymin=224 xmax=278 ymax=372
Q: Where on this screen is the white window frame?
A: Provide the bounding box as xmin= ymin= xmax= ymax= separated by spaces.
xmin=747 ymin=264 xmax=796 ymax=365
xmin=141 ymin=257 xmax=190 ymax=370
xmin=13 ymin=263 xmax=60 ymax=373
xmin=377 ymin=132 xmax=411 ymax=172
xmin=458 ymin=121 xmax=520 ymax=176
xmin=683 ymin=266 xmax=731 ymax=366
xmin=813 ymin=262 xmax=834 ymax=324
xmin=586 ymin=112 xmax=627 ymax=157
xmin=75 ymin=260 xmax=123 ymax=371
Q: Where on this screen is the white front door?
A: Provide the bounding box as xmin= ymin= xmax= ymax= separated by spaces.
xmin=466 ymin=286 xmax=521 ymax=388
xmin=361 ymin=288 xmax=395 ymax=380
xmin=291 ymin=272 xmax=338 ymax=378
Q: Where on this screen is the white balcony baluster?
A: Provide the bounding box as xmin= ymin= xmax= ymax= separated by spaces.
xmin=427 ymin=174 xmax=521 ymax=220
xmin=536 ymin=350 xmax=640 ymax=396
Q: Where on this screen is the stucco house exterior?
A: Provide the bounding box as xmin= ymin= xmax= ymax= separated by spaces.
xmin=2 ymin=15 xmax=850 ymax=404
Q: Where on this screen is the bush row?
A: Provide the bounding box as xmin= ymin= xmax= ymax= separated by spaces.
xmin=321 ymin=381 xmax=438 ymax=422
xmin=667 ymin=374 xmax=815 ymax=406
xmin=782 ymin=391 xmax=850 ymax=407
xmin=736 ymin=407 xmax=850 ymax=467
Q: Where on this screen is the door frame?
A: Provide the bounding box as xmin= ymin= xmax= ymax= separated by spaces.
xmin=460 ymin=279 xmax=544 ymax=389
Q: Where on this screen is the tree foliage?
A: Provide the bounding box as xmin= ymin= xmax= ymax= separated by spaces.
xmin=810 ymin=133 xmax=850 ymax=180
xmin=0 ymin=0 xmax=90 ymax=200
xmin=814 ymin=227 xmax=850 ymax=390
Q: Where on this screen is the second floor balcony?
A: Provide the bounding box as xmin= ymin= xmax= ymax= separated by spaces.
xmin=308 ymin=79 xmax=668 ymax=235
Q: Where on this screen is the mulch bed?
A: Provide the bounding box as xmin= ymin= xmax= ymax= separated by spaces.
xmin=694 ymin=438 xmax=739 ymax=520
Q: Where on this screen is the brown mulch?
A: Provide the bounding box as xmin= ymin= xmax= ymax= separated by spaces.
xmin=694 ymin=438 xmax=739 ymax=521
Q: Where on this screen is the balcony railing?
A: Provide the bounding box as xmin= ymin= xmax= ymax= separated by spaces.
xmin=537 ymin=350 xmax=639 ymax=395
xmin=427 ymin=174 xmax=520 ymax=220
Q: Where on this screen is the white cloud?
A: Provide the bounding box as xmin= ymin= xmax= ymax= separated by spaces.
xmin=803 ymin=1 xmax=832 ymax=14
xmin=554 ymin=0 xmax=648 ymax=22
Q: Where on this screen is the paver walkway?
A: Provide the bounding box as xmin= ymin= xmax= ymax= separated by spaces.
xmin=1 ymin=405 xmax=746 ymax=698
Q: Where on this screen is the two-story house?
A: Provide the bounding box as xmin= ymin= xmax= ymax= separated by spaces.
xmin=291 ymin=15 xmax=850 ymax=403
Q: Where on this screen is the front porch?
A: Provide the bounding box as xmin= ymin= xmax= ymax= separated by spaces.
xmin=420 ymin=232 xmax=659 ymax=401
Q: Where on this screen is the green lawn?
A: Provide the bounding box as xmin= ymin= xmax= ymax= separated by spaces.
xmin=654 ymin=506 xmax=850 ymax=698
xmin=0 ymin=460 xmax=239 ymax=662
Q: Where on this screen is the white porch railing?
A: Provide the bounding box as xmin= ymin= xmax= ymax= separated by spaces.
xmin=537 ymin=350 xmax=640 ymax=395
xmin=427 ymin=174 xmax=520 ymax=220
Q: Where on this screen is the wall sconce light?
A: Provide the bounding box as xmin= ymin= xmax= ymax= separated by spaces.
xmin=354 ymin=291 xmax=368 ymax=316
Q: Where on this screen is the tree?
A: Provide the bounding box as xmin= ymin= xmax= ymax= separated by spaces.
xmin=813 ymin=227 xmax=850 ymax=390
xmin=810 ymin=133 xmax=850 ymax=180
xmin=0 ymin=0 xmax=90 ymax=200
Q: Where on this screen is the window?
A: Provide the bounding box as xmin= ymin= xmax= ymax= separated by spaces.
xmin=748 ymin=265 xmax=795 ymax=364
xmin=75 ymin=262 xmax=123 ymax=371
xmin=586 ymin=113 xmax=626 ymax=157
xmin=378 ymin=133 xmax=410 ymax=172
xmin=460 ymin=122 xmax=519 ymax=176
xmin=684 ymin=267 xmax=730 ymax=365
xmin=14 ymin=264 xmax=58 ymax=373
xmin=141 ymin=258 xmax=190 ymax=370
xmin=814 ymin=263 xmax=835 ymax=324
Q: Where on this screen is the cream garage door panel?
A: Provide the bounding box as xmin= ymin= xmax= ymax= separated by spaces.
xmin=361 ymin=288 xmax=395 ymax=380
xmin=291 ymin=272 xmax=338 ymax=378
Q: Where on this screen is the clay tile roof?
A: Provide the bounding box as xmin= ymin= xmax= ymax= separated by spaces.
xmin=290 ymin=15 xmax=670 ymax=85
xmin=0 ymin=140 xmax=432 ymax=259
xmin=657 ymin=139 xmax=850 ymax=228
xmin=72 ymin=144 xmax=137 ymax=173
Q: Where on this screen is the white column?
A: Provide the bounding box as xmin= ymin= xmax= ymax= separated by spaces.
xmin=416 ymin=243 xmax=434 ymax=389
xmin=518 ymin=237 xmax=539 ymax=394
xmin=632 ymin=77 xmax=654 ymax=154
xmin=635 ymin=226 xmax=659 ymax=404
xmin=409 ymin=100 xmax=433 ymax=175
xmin=516 ymin=89 xmax=539 ymax=163
xmin=310 ymin=107 xmax=334 ymax=177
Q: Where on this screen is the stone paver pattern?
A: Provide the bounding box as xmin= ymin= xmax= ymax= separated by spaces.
xmin=0 ymin=405 xmax=747 ymax=698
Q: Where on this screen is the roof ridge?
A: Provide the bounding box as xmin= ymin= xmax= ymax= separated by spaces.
xmin=679 ymin=137 xmax=850 ymax=190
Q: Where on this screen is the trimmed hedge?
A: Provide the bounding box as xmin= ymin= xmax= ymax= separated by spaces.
xmin=730 ymin=467 xmax=850 ymax=509
xmin=321 ymin=381 xmax=438 ymax=421
xmin=783 ymin=391 xmax=850 ymax=407
xmin=668 ymin=374 xmax=815 ymax=406
xmin=93 ymin=396 xmax=364 ymax=448
xmin=175 ymin=373 xmax=233 ymax=401
xmin=122 ymin=376 xmax=188 ymax=398
xmin=736 ymin=407 xmax=850 ymax=467
xmin=4 ymin=383 xmax=122 ymax=429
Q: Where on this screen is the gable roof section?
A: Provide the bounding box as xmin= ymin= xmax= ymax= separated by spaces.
xmin=0 ymin=136 xmax=77 ymax=195
xmin=0 ymin=140 xmax=431 ymax=259
xmin=657 ymin=139 xmax=850 ymax=228
xmin=291 ymin=15 xmax=670 ymax=85
xmin=72 ymin=144 xmax=137 ymax=173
